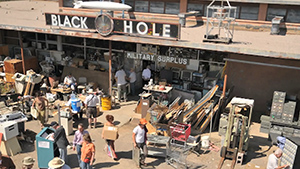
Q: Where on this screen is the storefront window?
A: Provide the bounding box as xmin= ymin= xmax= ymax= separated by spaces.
xmin=63 ymin=0 xmax=74 ymax=7
xmin=135 ymin=1 xmax=149 ymax=12
xmin=286 ymin=9 xmax=300 ymax=23
xmin=165 ymin=2 xmax=180 ymax=14
xmin=125 ymin=0 xmax=135 ymax=12
xmin=229 ymin=6 xmax=240 ymax=18
xmin=266 ymin=8 xmax=286 ymax=21
xmin=187 ymin=3 xmax=204 ymax=15
xmin=240 ymin=6 xmax=259 ymax=20
xmin=150 ymin=2 xmax=164 ymax=13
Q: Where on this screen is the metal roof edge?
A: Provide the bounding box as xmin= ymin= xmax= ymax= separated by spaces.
xmin=0 ymin=24 xmax=299 ymax=60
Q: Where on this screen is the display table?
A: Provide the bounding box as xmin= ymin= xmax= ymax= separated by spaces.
xmin=50 ymin=87 xmax=72 ymax=94
xmin=143 ymin=85 xmax=173 ymax=94
xmin=143 ymin=85 xmax=173 ymax=104
xmin=51 ymin=88 xmax=72 ymax=101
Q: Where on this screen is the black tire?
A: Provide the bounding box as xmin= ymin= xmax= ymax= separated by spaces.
xmin=220 ymin=146 xmax=227 ymax=158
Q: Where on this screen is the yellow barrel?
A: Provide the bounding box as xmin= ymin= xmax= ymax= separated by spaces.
xmin=101 ymin=95 xmax=111 ymax=110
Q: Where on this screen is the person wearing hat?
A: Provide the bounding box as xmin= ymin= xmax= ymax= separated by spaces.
xmin=22 ymin=156 xmax=35 ymax=169
xmin=132 ymin=118 xmax=148 ymax=167
xmin=50 ymin=121 xmax=70 ymax=163
xmin=48 ymin=157 xmax=70 ymax=169
xmin=114 ymin=66 xmax=127 ymax=102
xmin=0 ymin=151 xmax=15 ymax=169
xmin=84 ymin=89 xmax=99 ymax=129
xmin=64 ymin=72 xmax=77 ymax=91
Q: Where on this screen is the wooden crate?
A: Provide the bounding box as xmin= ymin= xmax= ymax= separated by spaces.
xmin=4 ymin=59 xmax=23 ymax=74
xmin=5 ymin=73 xmax=15 ymax=83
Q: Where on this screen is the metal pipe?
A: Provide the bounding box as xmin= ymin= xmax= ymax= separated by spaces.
xmin=109 ymin=40 xmax=112 ymax=95
xmin=18 ymin=31 xmax=26 ymax=74
xmin=224 ymin=58 xmax=300 ymax=70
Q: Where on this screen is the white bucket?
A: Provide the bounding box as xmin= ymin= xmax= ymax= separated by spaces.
xmin=201 ymin=136 xmax=210 ymax=149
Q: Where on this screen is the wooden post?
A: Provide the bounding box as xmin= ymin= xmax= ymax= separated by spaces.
xmin=18 ymin=31 xmax=26 ymax=74
xmin=109 ymin=40 xmax=112 ymax=95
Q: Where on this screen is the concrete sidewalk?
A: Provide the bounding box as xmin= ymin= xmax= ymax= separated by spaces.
xmin=8 ymin=99 xmax=139 ymax=169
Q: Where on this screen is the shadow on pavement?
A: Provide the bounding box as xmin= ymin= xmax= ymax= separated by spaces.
xmin=67 ymin=154 xmax=79 ymax=168
xmin=93 ymin=162 xmax=120 ymax=168
xmin=243 ymin=135 xmax=272 ymax=164
xmin=116 ymin=150 xmax=132 ymax=160
xmin=147 ymin=158 xmax=166 ymax=168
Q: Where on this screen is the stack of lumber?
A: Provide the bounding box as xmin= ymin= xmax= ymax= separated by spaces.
xmin=148 ymin=85 xmax=221 ymax=135
xmin=183 ymin=85 xmax=220 ymax=133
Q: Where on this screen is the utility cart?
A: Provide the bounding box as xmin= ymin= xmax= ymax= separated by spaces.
xmin=166 ymin=123 xmax=192 ymax=169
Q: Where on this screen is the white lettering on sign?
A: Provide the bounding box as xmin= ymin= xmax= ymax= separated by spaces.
xmin=126 ymin=52 xmax=188 ymax=65
xmin=81 ymin=17 xmax=88 ymax=29
xmin=163 ymin=24 xmax=170 ymax=37
xmin=157 ymin=55 xmax=188 ymax=65
xmin=72 ymin=16 xmax=80 ymax=28
xmin=136 ymin=22 xmax=148 ymax=35
xmin=51 ymin=15 xmax=58 ymax=26
xmin=124 ymin=20 xmax=133 ymax=33
xmin=64 ymin=16 xmax=71 ymax=27
xmin=152 ymin=23 xmax=159 ymax=36
xmin=50 ymin=14 xmax=87 ymax=29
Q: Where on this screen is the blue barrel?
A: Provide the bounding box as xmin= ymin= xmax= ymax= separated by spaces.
xmin=71 ymin=98 xmax=81 ymax=113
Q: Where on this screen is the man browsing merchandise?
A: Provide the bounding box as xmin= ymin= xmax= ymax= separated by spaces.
xmin=84 ymin=89 xmax=99 ymax=129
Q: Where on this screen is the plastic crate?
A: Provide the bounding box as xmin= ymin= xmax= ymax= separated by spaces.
xmin=170 ymin=123 xmax=191 ymax=142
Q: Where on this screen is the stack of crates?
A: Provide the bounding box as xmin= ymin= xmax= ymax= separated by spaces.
xmin=270 ymin=91 xmax=286 ymax=121
xmin=282 ymin=101 xmax=296 ymax=123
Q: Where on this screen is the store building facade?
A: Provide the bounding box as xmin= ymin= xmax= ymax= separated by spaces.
xmin=0 ymin=0 xmax=300 ymax=121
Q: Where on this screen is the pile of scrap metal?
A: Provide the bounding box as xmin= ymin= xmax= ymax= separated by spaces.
xmin=148 ymin=85 xmax=222 ymax=135
xmin=148 ymin=97 xmax=194 ymax=134
xmin=184 ymin=85 xmax=220 ymax=133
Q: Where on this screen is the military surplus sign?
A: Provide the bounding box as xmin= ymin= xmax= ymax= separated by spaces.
xmin=126 ymin=52 xmax=189 ymax=65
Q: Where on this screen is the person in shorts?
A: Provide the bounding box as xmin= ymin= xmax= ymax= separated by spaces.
xmin=102 ymin=115 xmax=118 ymax=160
xmin=84 ymin=89 xmax=99 ymax=129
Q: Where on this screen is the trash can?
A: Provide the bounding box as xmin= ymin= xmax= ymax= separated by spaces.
xmin=101 ymin=95 xmax=111 ymax=110
xmin=36 ymin=127 xmax=59 ymax=168
xmin=271 ymin=16 xmax=283 ymax=35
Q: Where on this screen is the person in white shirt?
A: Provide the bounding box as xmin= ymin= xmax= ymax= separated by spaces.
xmin=128 ymin=68 xmax=136 ymax=95
xmin=64 ymin=73 xmax=77 ymax=91
xmin=115 ymin=67 xmax=127 ymax=101
xmin=84 ymin=89 xmax=99 ymax=129
xmin=142 ymin=65 xmax=151 ymax=86
xmin=267 ymin=148 xmax=289 ymax=169
xmin=132 ymin=118 xmax=148 ymax=167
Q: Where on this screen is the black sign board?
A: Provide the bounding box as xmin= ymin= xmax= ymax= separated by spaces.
xmin=45 ymin=13 xmax=180 ymax=39
xmin=45 ymin=13 xmax=95 ymax=29
xmin=113 ymin=18 xmax=179 ymax=39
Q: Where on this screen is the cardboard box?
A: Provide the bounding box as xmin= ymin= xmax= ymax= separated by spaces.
xmin=102 ymin=126 xmax=118 ymax=140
